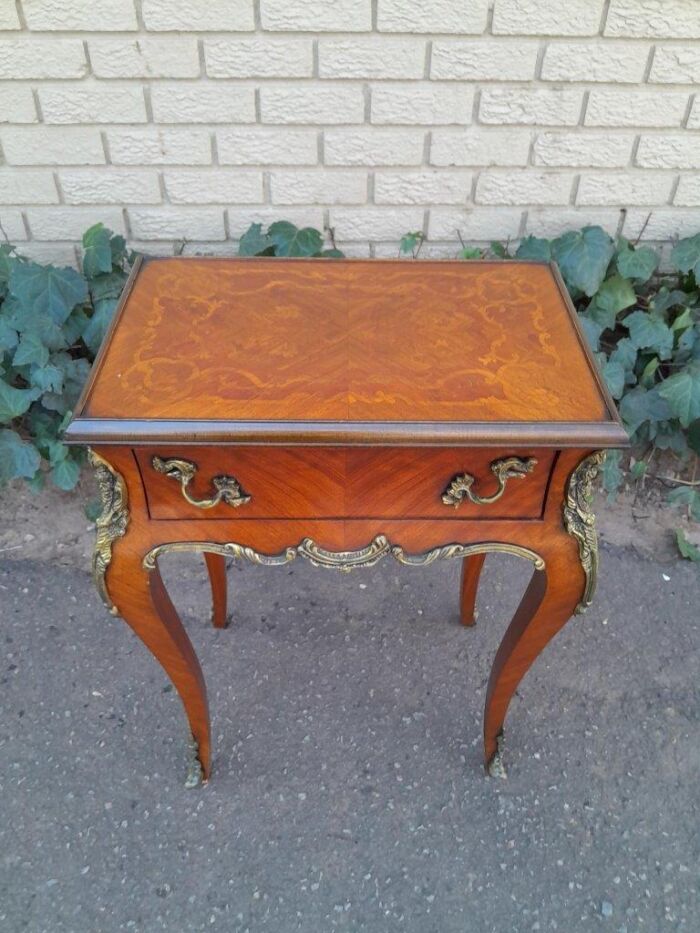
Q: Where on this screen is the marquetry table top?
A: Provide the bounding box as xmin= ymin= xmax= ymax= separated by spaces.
xmin=66 ymin=257 xmax=626 ymax=449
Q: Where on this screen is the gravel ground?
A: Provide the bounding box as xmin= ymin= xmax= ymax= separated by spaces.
xmin=1 ymin=546 xmax=699 ymax=932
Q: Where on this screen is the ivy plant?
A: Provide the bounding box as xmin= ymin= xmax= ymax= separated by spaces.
xmin=0 ymin=224 xmax=131 ymax=490
xmin=3 ymin=216 xmax=700 ymax=562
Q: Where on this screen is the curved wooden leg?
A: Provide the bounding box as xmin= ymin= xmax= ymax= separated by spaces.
xmin=483 ymin=541 xmax=584 ymax=777
xmin=109 ymin=548 xmax=211 ymax=785
xmin=205 ymin=552 xmax=229 ymax=629
xmin=460 ymin=553 xmax=485 ymax=626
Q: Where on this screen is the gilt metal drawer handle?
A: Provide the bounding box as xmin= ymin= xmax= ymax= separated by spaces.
xmin=151 ymin=456 xmax=251 ymax=510
xmin=441 ymin=457 xmax=537 ymax=507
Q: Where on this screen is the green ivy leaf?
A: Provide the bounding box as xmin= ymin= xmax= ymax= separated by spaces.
xmin=688 ymin=418 xmax=700 ymax=455
xmin=671 ymin=233 xmax=700 ymax=280
xmin=639 ymin=355 xmax=659 ymax=388
xmin=668 ymin=486 xmax=700 ymax=522
xmin=13 ymin=331 xmax=50 ymax=368
xmin=110 ymin=233 xmax=128 ymax=268
xmin=602 ymin=449 xmax=623 ymax=495
xmin=658 ymin=362 xmax=700 ymax=427
xmin=51 ymin=450 xmax=81 ymax=490
xmin=578 ymin=313 xmax=603 ymax=351
xmin=618 ymin=385 xmax=671 ymax=434
xmin=31 ymin=363 xmax=63 ymax=393
xmin=9 ymin=261 xmax=88 ymax=326
xmin=238 ymin=223 xmax=271 ymax=257
xmin=592 ymin=274 xmax=637 ymax=318
xmin=0 ymin=379 xmax=40 ymax=422
xmin=0 ymin=318 xmax=19 ymax=352
xmin=83 ymin=297 xmax=118 ymax=355
xmin=490 ymin=241 xmax=510 ymax=258
xmin=268 ymin=222 xmax=323 ymax=258
xmin=0 ymin=428 xmax=40 ymax=481
xmin=625 ymin=310 xmax=674 ymax=360
xmin=609 ymin=336 xmax=638 ymax=374
xmin=602 ymin=358 xmax=626 ymax=399
xmin=515 ymin=236 xmax=552 ymax=262
xmin=315 ymin=248 xmax=345 ymax=258
xmin=676 ymin=528 xmax=700 ymax=562
xmin=62 ymin=307 xmax=90 ymax=346
xmin=84 ymin=498 xmax=102 ymax=522
xmin=651 ymin=287 xmax=690 ymax=315
xmin=551 ymin=226 xmax=615 ymax=297
xmin=82 ymin=224 xmax=113 ymax=279
xmin=615 ymin=241 xmax=659 ymax=283
xmin=90 ymin=271 xmax=127 ymax=302
xmin=0 ymin=244 xmax=14 ymax=286
xmin=399 ymin=231 xmax=423 ymax=256
xmin=459 ymin=247 xmax=482 ymax=259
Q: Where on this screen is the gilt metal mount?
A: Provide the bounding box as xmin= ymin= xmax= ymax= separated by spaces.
xmin=441 ymin=457 xmax=537 ymax=507
xmin=144 ymin=536 xmax=545 ymax=574
xmin=88 ymin=449 xmax=129 ymax=616
xmin=563 ymin=451 xmax=604 ymax=614
xmin=152 ymin=456 xmax=251 ymax=510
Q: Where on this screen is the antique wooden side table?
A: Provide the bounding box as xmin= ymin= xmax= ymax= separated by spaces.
xmin=65 ymin=257 xmax=627 ymax=786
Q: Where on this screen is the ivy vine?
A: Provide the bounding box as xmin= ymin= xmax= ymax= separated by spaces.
xmin=1 ymin=218 xmax=698 ymax=558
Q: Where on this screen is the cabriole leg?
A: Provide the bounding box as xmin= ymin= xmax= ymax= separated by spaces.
xmin=205 ymin=552 xmax=229 ymax=629
xmin=460 ymin=553 xmax=486 ymax=626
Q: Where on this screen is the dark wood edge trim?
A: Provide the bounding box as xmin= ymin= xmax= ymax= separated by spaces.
xmin=70 ymin=254 xmax=144 ymax=421
xmin=549 ymin=261 xmax=627 ymax=432
xmin=65 ymin=418 xmax=630 ymax=448
xmin=140 ymin=255 xmax=552 ymax=266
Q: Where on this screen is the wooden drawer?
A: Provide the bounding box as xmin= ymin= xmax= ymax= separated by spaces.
xmin=137 ymin=446 xmax=555 ymax=521
xmin=345 ymin=447 xmax=554 ymax=519
xmin=137 ymin=447 xmax=346 ymax=520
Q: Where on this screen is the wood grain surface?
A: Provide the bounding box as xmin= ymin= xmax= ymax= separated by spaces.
xmin=136 ymin=445 xmax=554 ymax=521
xmin=70 ymin=257 xmax=625 ymax=448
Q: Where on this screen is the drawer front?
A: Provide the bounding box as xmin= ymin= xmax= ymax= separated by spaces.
xmin=138 ymin=446 xmax=554 ymax=521
xmin=138 ymin=447 xmax=347 ymax=520
xmin=345 ymin=447 xmax=554 ymax=519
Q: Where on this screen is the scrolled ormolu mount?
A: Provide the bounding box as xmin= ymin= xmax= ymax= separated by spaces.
xmin=151 ymin=456 xmax=251 ymax=510
xmin=563 ymin=450 xmax=605 ymax=614
xmin=143 ymin=536 xmax=545 ymax=575
xmin=441 ymin=456 xmax=537 ymax=507
xmin=88 ymin=449 xmax=129 ymax=615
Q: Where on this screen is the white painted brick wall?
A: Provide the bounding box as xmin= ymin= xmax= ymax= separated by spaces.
xmin=377 ymin=1 xmax=489 ymax=35
xmin=38 ymin=85 xmax=148 ymax=125
xmin=261 ymin=0 xmax=372 ymax=32
xmin=584 ymin=89 xmax=689 ymax=127
xmin=492 ymin=0 xmax=605 ymax=36
xmin=371 ymin=85 xmax=474 ymax=125
xmin=270 ymin=171 xmax=367 ymax=205
xmin=164 ymin=170 xmax=263 ymax=204
xmin=142 ymin=0 xmax=254 ymax=31
xmin=649 ymin=46 xmax=700 ymax=83
xmin=0 ymin=0 xmax=698 ymax=259
xmin=430 ymin=129 xmax=531 ymax=166
xmin=60 ymin=169 xmax=161 ymax=204
xmin=605 ymin=0 xmax=700 ymax=39
xmin=431 ymin=41 xmax=538 ymax=81
xmin=21 ymin=0 xmax=138 ymax=31
xmin=576 ymin=172 xmax=675 ymax=206
xmin=0 ymin=87 xmax=38 ymax=124
xmin=318 ymin=39 xmax=425 ymax=79
xmin=540 ymin=41 xmax=650 ymax=83
xmin=150 ymin=84 xmax=256 ymax=124
xmin=260 ymin=85 xmax=365 ymax=125
xmin=89 ymin=38 xmax=200 ymax=79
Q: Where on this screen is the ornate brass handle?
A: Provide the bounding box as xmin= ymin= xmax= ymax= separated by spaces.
xmin=151 ymin=456 xmax=251 ymax=510
xmin=441 ymin=456 xmax=537 ymax=507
